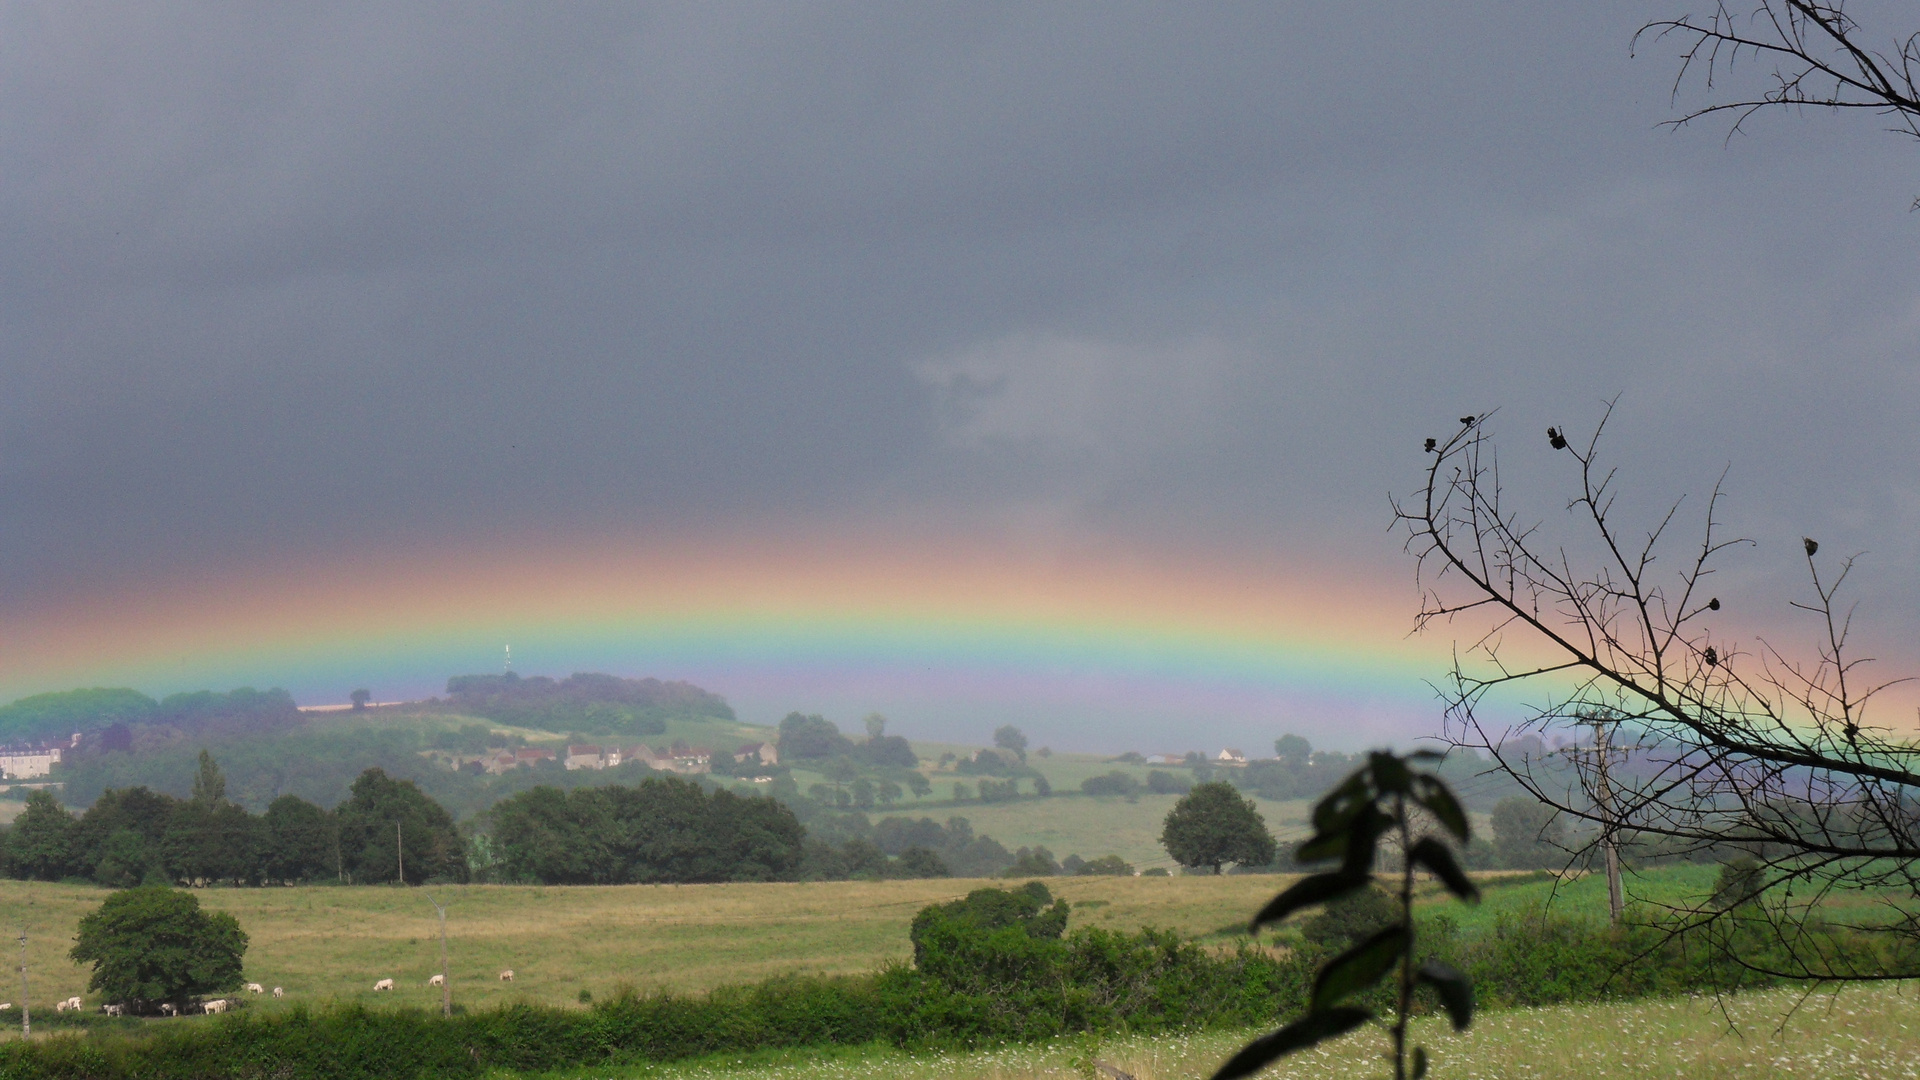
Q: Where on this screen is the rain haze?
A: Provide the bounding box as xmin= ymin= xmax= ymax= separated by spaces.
xmin=5 ymin=3 xmax=1919 ymax=752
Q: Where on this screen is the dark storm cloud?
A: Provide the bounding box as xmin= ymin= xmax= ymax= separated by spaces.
xmin=5 ymin=3 xmax=1918 ymax=655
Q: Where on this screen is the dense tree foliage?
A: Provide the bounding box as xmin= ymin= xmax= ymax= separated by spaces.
xmin=8 ymin=790 xmax=78 ymax=881
xmin=868 ymin=814 xmax=1015 ymax=877
xmin=335 ymin=768 xmax=466 ymax=885
xmin=444 ymin=671 xmax=730 ymax=735
xmin=0 ymin=686 xmax=300 ymax=746
xmin=1160 ymin=780 xmax=1276 ymax=874
xmin=487 ymin=776 xmax=804 ymax=884
xmin=70 ymin=886 xmax=246 ymax=1007
xmin=776 ymin=712 xmax=854 ymax=761
xmin=0 ymin=760 xmax=437 ymax=886
xmin=1489 ymin=795 xmax=1569 ymax=871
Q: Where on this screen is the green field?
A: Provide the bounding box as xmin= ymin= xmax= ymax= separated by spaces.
xmin=0 ymin=874 xmax=1292 ymax=1015
xmin=795 ymin=750 xmax=1307 ymax=873
xmin=0 ymin=866 xmax=1744 ymax=1017
xmin=546 ymin=981 xmax=1920 ymax=1080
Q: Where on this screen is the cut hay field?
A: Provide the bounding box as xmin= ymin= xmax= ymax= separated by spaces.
xmin=539 ymin=981 xmax=1920 ymax=1080
xmin=0 ymin=874 xmax=1288 ymax=1015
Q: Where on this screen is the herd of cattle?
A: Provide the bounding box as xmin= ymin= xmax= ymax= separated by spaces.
xmin=6 ymin=969 xmax=519 ymax=1018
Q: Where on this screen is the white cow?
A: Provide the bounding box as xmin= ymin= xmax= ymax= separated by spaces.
xmin=0 ymin=1003 xmax=11 ymax=1011
xmin=54 ymin=1000 xmax=71 ymax=1013
xmin=102 ymin=1004 xmax=125 ymax=1016
xmin=373 ymin=978 xmax=395 ymax=992
xmin=245 ymin=983 xmax=264 ymax=994
xmin=427 ymin=974 xmax=445 ymax=987
xmin=67 ymin=996 xmax=82 ymax=1010
xmin=272 ymin=987 xmax=285 ymax=998
xmin=499 ymin=969 xmax=514 ymax=982
xmin=203 ymin=998 xmax=230 ymax=1014
xmin=159 ymin=1003 xmax=177 ymax=1016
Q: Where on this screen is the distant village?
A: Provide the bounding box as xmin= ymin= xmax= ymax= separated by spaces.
xmin=426 ymin=739 xmax=779 ymax=779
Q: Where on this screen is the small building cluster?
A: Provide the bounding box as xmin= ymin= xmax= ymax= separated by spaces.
xmin=565 ymin=742 xmax=714 ymax=775
xmin=447 ymin=747 xmax=556 ymax=775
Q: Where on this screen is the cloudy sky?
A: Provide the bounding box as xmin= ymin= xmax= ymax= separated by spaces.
xmin=5 ymin=3 xmax=1918 ymax=748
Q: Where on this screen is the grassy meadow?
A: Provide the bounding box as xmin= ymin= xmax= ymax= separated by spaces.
xmin=0 ymin=874 xmax=1292 ymax=1014
xmin=540 ymin=981 xmax=1920 ymax=1080
xmin=0 ymin=865 xmax=1744 ymax=1016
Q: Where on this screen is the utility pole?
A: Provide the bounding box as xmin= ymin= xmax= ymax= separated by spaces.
xmin=425 ymin=892 xmax=451 ymax=1017
xmin=1578 ymin=714 xmax=1626 ymax=923
xmin=397 ymin=823 xmax=405 ymax=886
xmin=17 ymin=928 xmax=30 ymax=1039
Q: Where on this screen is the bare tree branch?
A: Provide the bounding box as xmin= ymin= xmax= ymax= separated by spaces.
xmin=1636 ymin=2 xmax=1920 ymax=145
xmin=1393 ymin=407 xmax=1920 ymax=985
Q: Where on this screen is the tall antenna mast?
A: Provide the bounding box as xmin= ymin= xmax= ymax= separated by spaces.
xmin=504 ymin=644 xmax=511 ymax=674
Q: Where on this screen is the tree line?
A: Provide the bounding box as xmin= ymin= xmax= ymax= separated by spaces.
xmin=0 ymin=754 xmax=463 ymax=886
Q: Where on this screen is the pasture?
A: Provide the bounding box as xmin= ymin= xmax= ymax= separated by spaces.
xmin=535 ymin=981 xmax=1920 ymax=1080
xmin=0 ymin=874 xmax=1292 ymax=1015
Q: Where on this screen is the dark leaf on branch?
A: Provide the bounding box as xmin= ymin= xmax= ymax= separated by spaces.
xmin=1408 ymin=837 xmax=1480 ymax=903
xmin=1704 ymin=646 xmax=1718 ymax=667
xmin=1547 ymin=426 xmax=1567 ymax=450
xmin=1210 ymin=1008 xmax=1372 ymax=1080
xmin=1367 ymin=751 xmax=1412 ymax=794
xmin=1417 ymin=960 xmax=1475 ymax=1031
xmin=1310 ymin=772 xmax=1371 ymax=835
xmin=1311 ymin=925 xmax=1409 ymax=1012
xmin=1459 ymin=416 xmax=1476 ymax=426
xmin=1410 ymin=776 xmax=1470 ymax=842
xmin=1249 ymin=871 xmax=1367 ymax=932
xmin=1708 ymin=597 xmax=1720 ymax=610
xmin=1424 ymin=437 xmax=1437 ymax=452
xmin=1804 ymin=537 xmax=1818 ymax=556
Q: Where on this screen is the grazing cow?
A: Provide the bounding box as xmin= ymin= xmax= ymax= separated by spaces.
xmin=272 ymin=987 xmax=284 ymax=998
xmin=245 ymin=983 xmax=264 ymax=994
xmin=102 ymin=1004 xmax=124 ymax=1016
xmin=203 ymin=999 xmax=230 ymax=1014
xmin=159 ymin=1003 xmax=177 ymax=1016
xmin=373 ymin=978 xmax=395 ymax=992
xmin=54 ymin=1000 xmax=71 ymax=1013
xmin=68 ymin=997 xmax=83 ymax=1010
xmin=499 ymin=969 xmax=514 ymax=982
xmin=0 ymin=1003 xmax=11 ymax=1010
xmin=427 ymin=974 xmax=444 ymax=987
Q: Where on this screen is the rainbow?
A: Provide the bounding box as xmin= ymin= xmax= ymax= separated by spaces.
xmin=0 ymin=532 xmax=1467 ymax=750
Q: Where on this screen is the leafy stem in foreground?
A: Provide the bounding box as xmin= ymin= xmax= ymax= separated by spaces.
xmin=1218 ymin=751 xmax=1479 ymax=1080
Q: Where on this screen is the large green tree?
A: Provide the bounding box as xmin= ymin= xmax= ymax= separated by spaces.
xmin=6 ymin=790 xmax=76 ymax=881
xmin=260 ymin=795 xmax=337 ymax=883
xmin=334 ymin=768 xmax=466 ymax=884
xmin=70 ymin=886 xmax=246 ymax=1007
xmin=1160 ymin=780 xmax=1276 ymax=875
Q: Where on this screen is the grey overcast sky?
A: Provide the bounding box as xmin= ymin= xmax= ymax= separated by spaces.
xmin=5 ymin=3 xmax=1919 ymax=741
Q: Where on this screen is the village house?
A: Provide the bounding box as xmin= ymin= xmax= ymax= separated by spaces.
xmin=454 ymin=746 xmax=557 ymax=775
xmin=1216 ymin=748 xmax=1247 ymax=765
xmin=734 ymin=741 xmax=777 ymax=766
